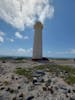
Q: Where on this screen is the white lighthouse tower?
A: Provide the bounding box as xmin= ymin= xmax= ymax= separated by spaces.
xmin=32 ymin=22 xmax=43 ymax=60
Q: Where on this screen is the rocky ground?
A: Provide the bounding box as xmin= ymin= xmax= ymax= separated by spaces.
xmin=0 ymin=59 xmax=75 ymax=100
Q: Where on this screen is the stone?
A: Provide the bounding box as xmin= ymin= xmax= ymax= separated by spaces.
xmin=0 ymin=95 xmax=4 ymax=100
xmin=12 ymin=97 xmax=16 ymax=100
xmin=6 ymin=87 xmax=10 ymax=91
xmin=70 ymin=95 xmax=75 ymax=100
xmin=0 ymin=87 xmax=5 ymax=90
xmin=26 ymin=96 xmax=34 ymax=100
xmin=10 ymin=89 xmax=15 ymax=93
xmin=11 ymin=75 xmax=15 ymax=80
xmin=18 ymin=86 xmax=21 ymax=89
xmin=19 ymin=93 xmax=24 ymax=97
xmin=42 ymin=87 xmax=47 ymax=91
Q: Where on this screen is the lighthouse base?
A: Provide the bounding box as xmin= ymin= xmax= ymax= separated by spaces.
xmin=32 ymin=57 xmax=49 ymax=61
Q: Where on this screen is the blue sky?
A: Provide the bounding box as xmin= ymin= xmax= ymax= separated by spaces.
xmin=0 ymin=0 xmax=75 ymax=58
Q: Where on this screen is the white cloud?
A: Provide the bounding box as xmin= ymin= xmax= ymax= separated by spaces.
xmin=0 ymin=0 xmax=54 ymax=30
xmin=15 ymin=31 xmax=29 ymax=40
xmin=9 ymin=38 xmax=14 ymax=42
xmin=56 ymin=49 xmax=75 ymax=55
xmin=0 ymin=48 xmax=32 ymax=56
xmin=15 ymin=32 xmax=23 ymax=39
xmin=48 ymin=49 xmax=75 ymax=55
xmin=24 ymin=36 xmax=29 ymax=40
xmin=0 ymin=31 xmax=5 ymax=36
xmin=17 ymin=48 xmax=26 ymax=53
xmin=69 ymin=49 xmax=75 ymax=54
xmin=0 ymin=31 xmax=5 ymax=43
xmin=17 ymin=48 xmax=32 ymax=55
xmin=0 ymin=36 xmax=4 ymax=43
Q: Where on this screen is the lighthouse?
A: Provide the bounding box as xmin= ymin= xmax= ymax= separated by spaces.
xmin=32 ymin=22 xmax=43 ymax=60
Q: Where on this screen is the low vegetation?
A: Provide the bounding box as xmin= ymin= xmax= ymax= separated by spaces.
xmin=33 ymin=64 xmax=75 ymax=85
xmin=3 ymin=81 xmax=10 ymax=86
xmin=14 ymin=63 xmax=75 ymax=84
xmin=66 ymin=75 xmax=75 ymax=85
xmin=15 ymin=67 xmax=33 ymax=81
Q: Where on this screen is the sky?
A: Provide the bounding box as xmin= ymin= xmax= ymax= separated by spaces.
xmin=0 ymin=0 xmax=75 ymax=58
